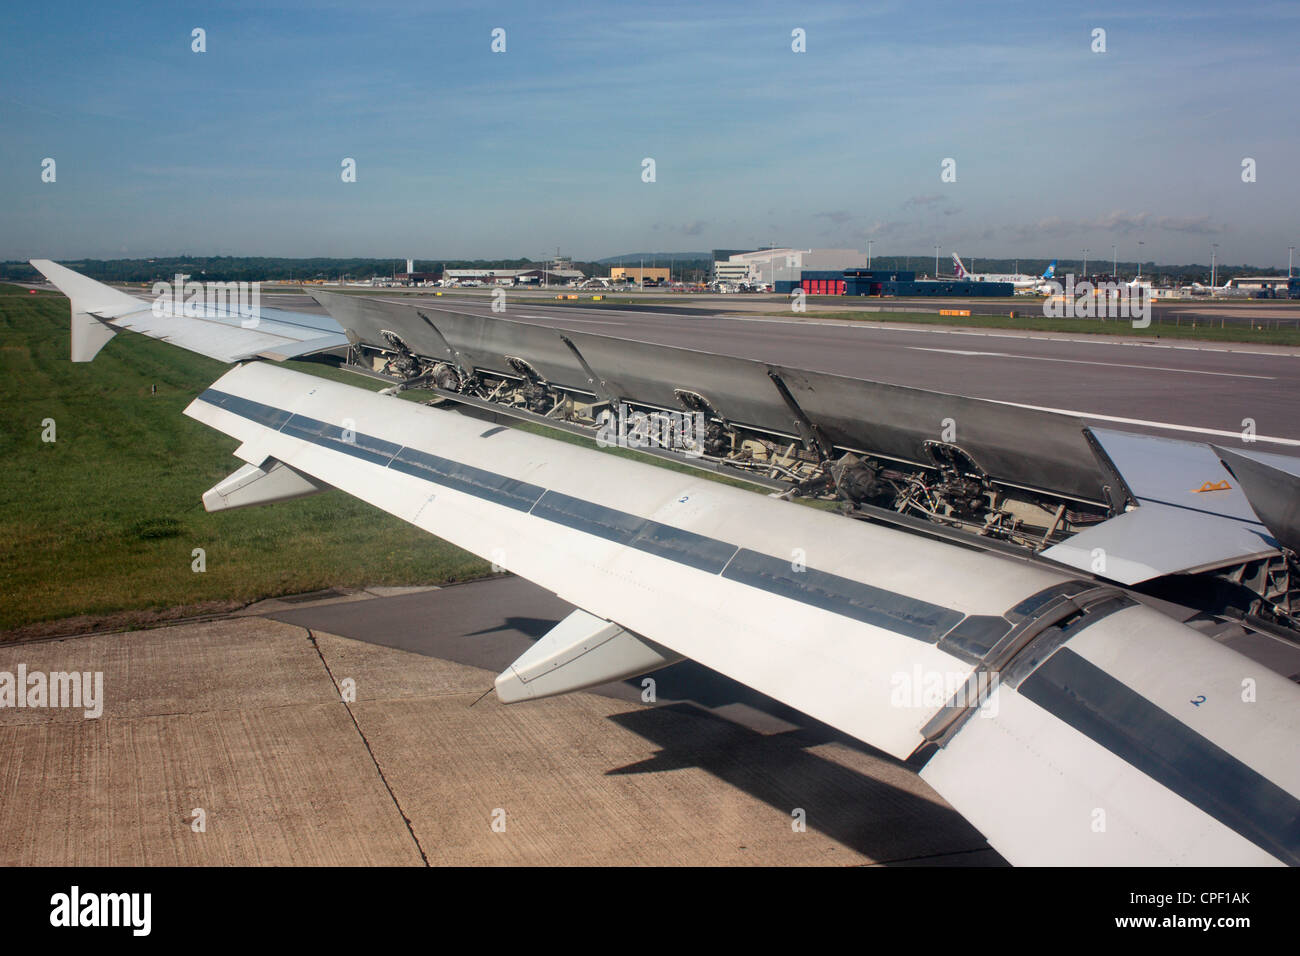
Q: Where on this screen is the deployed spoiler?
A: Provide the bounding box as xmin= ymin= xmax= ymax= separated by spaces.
xmin=311 ymin=289 xmax=1300 ymax=605
xmin=310 ymin=289 xmax=1108 ymax=503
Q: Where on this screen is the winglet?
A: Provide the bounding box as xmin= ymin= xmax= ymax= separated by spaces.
xmin=29 ymin=259 xmax=147 ymax=361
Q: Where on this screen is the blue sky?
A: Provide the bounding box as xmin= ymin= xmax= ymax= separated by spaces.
xmin=2 ymin=0 xmax=1297 ymax=265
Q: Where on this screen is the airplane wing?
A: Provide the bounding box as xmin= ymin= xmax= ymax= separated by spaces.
xmin=1042 ymin=428 xmax=1282 ymax=583
xmin=187 ymin=360 xmax=1300 ymax=866
xmin=38 ymin=261 xmax=1300 ymax=865
xmin=30 ymin=258 xmax=350 ymax=363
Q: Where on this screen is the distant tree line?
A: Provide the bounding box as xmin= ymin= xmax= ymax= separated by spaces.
xmin=2 ymin=254 xmax=1284 ymax=287
xmin=0 ymin=256 xmax=616 ymax=284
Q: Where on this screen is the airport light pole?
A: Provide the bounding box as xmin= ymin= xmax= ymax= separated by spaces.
xmin=867 ymin=240 xmax=872 ymax=269
xmin=1211 ymin=243 xmax=1218 ymax=289
xmin=1083 ymin=248 xmax=1088 ymax=278
xmin=1137 ymin=241 xmax=1144 ymax=281
xmin=1289 ymin=246 xmax=1294 ymax=278
xmin=934 ymin=244 xmax=939 ymax=279
xmin=1112 ymin=245 xmax=1117 ymax=278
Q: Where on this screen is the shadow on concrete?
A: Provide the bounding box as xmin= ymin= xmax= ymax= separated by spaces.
xmin=271 ymin=575 xmax=1003 ymax=864
xmin=606 ymin=702 xmax=1003 ymax=866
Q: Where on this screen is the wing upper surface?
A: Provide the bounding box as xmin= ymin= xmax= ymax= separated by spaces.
xmin=180 ymin=362 xmax=1300 ymax=865
xmin=185 ymin=360 xmax=1070 ymax=761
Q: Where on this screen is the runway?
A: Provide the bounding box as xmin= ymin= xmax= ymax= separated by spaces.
xmin=266 ymin=290 xmax=1300 ymax=447
xmin=28 ymin=279 xmax=1298 ymax=445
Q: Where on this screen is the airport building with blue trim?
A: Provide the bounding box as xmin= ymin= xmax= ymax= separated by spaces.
xmin=776 ymin=269 xmax=1015 ymax=297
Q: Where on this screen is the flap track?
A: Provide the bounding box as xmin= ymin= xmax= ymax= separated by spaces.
xmin=494 ymin=609 xmax=683 ymax=703
xmin=202 ymin=458 xmax=331 ymax=512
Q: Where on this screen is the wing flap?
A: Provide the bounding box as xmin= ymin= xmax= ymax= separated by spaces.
xmin=1041 ymin=503 xmax=1277 ymax=584
xmin=1043 ymin=427 xmax=1285 ymax=582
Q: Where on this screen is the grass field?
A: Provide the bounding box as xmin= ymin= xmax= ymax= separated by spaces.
xmin=0 ymin=286 xmax=493 ymax=636
xmin=0 ymin=285 xmax=781 ymax=638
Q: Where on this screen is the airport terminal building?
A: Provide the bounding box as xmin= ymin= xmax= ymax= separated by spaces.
xmin=713 ymin=248 xmax=867 ymax=285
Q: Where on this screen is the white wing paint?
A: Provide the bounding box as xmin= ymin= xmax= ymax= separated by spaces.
xmin=183 ymin=361 xmax=1300 ymax=865
xmin=35 ymin=260 xmax=1300 ymax=865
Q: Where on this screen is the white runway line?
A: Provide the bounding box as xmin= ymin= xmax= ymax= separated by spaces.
xmin=516 ymin=314 xmax=625 ymax=325
xmin=706 ymin=313 xmax=1300 ymax=358
xmin=989 ymin=399 xmax=1300 ymax=447
xmin=905 ymin=347 xmax=1274 ymax=380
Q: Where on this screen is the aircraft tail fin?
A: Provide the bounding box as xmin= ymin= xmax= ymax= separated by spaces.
xmin=951 ymin=253 xmax=968 ymax=279
xmin=1042 ymin=260 xmax=1057 ymax=280
xmin=29 ymin=259 xmax=146 ymax=361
